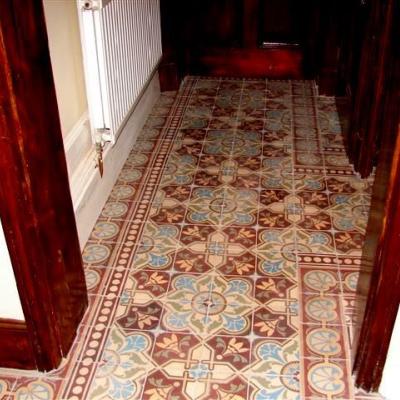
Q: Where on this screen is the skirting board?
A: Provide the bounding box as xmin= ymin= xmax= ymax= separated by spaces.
xmin=65 ymin=72 xmax=161 ymax=249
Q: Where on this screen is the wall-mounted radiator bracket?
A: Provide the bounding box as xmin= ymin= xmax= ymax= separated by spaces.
xmin=80 ymin=0 xmax=111 ymax=11
xmin=96 ymin=128 xmax=112 ymax=143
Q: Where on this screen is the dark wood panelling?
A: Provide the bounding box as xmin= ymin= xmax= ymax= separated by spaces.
xmin=347 ymin=0 xmax=394 ymax=177
xmin=311 ymin=1 xmax=350 ymax=96
xmin=258 ymin=0 xmax=307 ymax=45
xmin=0 ymin=0 xmax=87 ymax=370
xmin=159 ymin=0 xmax=308 ymax=88
xmin=187 ymin=0 xmax=243 ymax=48
xmin=323 ymin=0 xmax=395 ymax=178
xmin=187 ymin=48 xmax=303 ymax=79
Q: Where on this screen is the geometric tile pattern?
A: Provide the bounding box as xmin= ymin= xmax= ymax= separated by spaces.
xmin=0 ymin=77 xmax=383 ymax=399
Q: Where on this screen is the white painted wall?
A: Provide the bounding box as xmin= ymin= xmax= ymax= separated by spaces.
xmin=0 ymin=221 xmax=24 ymax=320
xmin=42 ymin=0 xmax=88 ymax=137
xmin=43 ymin=0 xmax=161 ymax=248
xmin=380 ymin=306 xmax=400 ymax=400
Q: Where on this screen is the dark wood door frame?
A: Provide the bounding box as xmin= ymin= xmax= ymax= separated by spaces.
xmin=352 ymin=0 xmax=400 ymax=389
xmin=0 ymin=0 xmax=87 ymax=370
xmin=354 ymin=127 xmax=400 ymax=391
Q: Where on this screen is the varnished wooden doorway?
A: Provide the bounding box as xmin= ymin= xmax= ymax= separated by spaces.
xmin=0 ymin=0 xmax=87 ymax=370
xmin=352 ymin=0 xmax=400 ymax=387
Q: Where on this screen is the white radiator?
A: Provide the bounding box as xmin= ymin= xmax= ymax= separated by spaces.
xmin=79 ymin=0 xmax=162 ymax=144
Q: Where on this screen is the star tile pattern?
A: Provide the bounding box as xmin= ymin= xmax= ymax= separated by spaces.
xmin=0 ymin=77 xmax=383 ymax=400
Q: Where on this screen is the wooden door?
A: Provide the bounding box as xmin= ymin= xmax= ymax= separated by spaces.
xmin=315 ymin=0 xmax=395 ymax=177
xmin=0 ymin=0 xmax=87 ymax=370
xmin=159 ymin=0 xmax=316 ymax=88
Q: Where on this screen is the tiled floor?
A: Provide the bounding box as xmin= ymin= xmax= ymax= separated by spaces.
xmin=0 ymin=77 xmax=384 ymax=399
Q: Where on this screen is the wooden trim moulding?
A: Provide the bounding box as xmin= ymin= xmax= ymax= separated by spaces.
xmin=0 ymin=0 xmax=88 ymax=371
xmin=0 ymin=319 xmax=36 ymax=370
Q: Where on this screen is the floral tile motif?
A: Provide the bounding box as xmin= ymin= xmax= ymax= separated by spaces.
xmin=301 ymin=293 xmax=343 ymax=325
xmin=293 ymin=174 xmax=326 ymax=192
xmin=84 ymin=265 xmax=110 ymax=295
xmin=122 ymin=270 xmax=171 ymax=301
xmin=3 ymin=78 xmax=383 ymax=400
xmin=253 ymin=298 xmax=299 ymax=339
xmin=256 ymin=252 xmax=298 ymax=281
xmin=176 ymin=225 xmax=257 ymax=275
xmin=300 ymin=267 xmax=341 ymax=295
xmin=82 ymin=242 xmax=114 ymax=266
xmin=202 ymin=134 xmax=236 ymax=156
xmin=101 ymin=200 xmax=130 ymax=219
xmin=255 ymin=276 xmax=297 ymax=304
xmin=261 ymin=160 xmax=294 ymax=190
xmin=109 ymin=181 xmax=139 ymax=200
xmin=334 ymin=231 xmax=365 ymax=255
xmin=159 ymin=152 xmax=199 ymax=186
xmin=246 ymin=339 xmax=301 ymax=400
xmin=130 ymin=222 xmax=181 ymax=271
xmin=195 ymin=156 xmax=261 ymax=188
xmin=0 ymin=376 xmax=17 ymax=399
xmin=186 ymin=186 xmax=227 ymax=225
xmin=146 ymin=327 xmax=252 ymax=399
xmin=87 ymin=326 xmax=154 ymax=400
xmin=162 ymin=273 xmax=258 ymax=337
xmin=116 ymin=297 xmax=163 ymax=332
xmin=329 ymin=192 xmax=370 ymax=233
xmin=13 ymin=378 xmax=63 ymax=400
xmin=296 ymin=229 xmax=337 ymax=256
xmin=206 ymin=336 xmax=252 ymax=371
xmin=326 ymin=176 xmax=372 ymax=194
xmin=340 ymin=269 xmax=360 ymax=294
xmin=145 ymin=368 xmax=250 ymax=400
xmin=88 ymin=219 xmax=127 ymax=244
xmin=237 ymin=117 xmax=264 ymax=131
xmin=208 ymin=116 xmax=239 ymax=130
xmin=303 ymin=324 xmax=348 ymax=360
xmin=304 ymin=358 xmax=353 ymax=399
xmin=186 ymin=186 xmax=258 ymax=227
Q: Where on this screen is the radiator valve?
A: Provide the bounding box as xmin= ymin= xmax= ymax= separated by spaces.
xmin=95 ymin=137 xmax=104 ymax=178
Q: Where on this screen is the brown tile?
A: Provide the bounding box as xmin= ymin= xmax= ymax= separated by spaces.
xmin=208 ymin=116 xmax=238 ymax=130
xmin=206 ymin=335 xmax=251 ymax=370
xmin=296 ymin=229 xmax=337 ymax=256
xmin=264 ymin=143 xmax=292 ymax=158
xmin=254 ymin=276 xmax=297 ymax=304
xmin=334 ymin=231 xmax=365 ymax=255
xmin=237 ymin=117 xmax=264 ymax=131
xmin=253 ymin=303 xmax=298 ymax=339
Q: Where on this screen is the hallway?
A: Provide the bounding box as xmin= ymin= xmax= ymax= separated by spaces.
xmin=0 ymin=77 xmax=381 ymax=399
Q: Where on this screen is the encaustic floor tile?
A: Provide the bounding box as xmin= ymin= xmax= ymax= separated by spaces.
xmin=1 ymin=78 xmax=384 ymax=399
